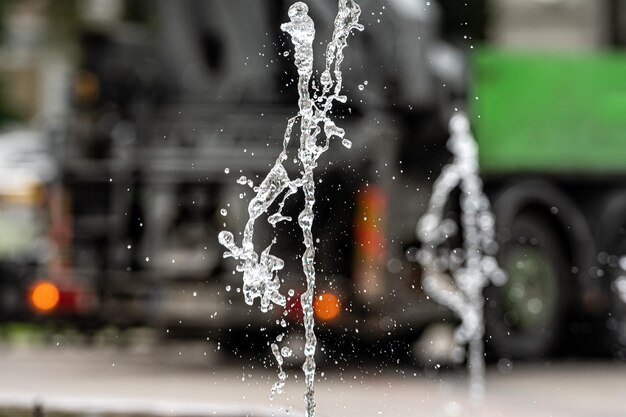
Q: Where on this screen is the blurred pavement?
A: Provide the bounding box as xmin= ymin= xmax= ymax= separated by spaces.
xmin=0 ymin=343 xmax=624 ymax=417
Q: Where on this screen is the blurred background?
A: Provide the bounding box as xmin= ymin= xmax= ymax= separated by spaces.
xmin=0 ymin=0 xmax=625 ymax=416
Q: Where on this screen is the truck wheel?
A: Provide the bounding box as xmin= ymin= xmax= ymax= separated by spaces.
xmin=485 ymin=213 xmax=569 ymax=360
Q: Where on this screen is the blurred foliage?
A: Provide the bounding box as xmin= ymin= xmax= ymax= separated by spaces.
xmin=46 ymin=0 xmax=80 ymax=53
xmin=0 ymin=1 xmax=8 ymax=44
xmin=123 ymin=0 xmax=155 ymax=25
xmin=0 ymin=0 xmax=155 ymax=51
xmin=0 ymin=0 xmax=79 ymax=46
xmin=0 ymin=323 xmax=49 ymax=345
xmin=0 ymin=80 xmax=20 ymax=124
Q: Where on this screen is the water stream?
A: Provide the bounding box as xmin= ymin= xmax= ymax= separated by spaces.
xmin=416 ymin=112 xmax=506 ymax=413
xmin=218 ymin=2 xmax=363 ymax=416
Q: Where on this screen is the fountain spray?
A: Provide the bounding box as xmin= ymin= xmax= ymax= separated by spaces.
xmin=218 ymin=2 xmax=362 ymax=416
xmin=416 ymin=112 xmax=506 ymax=413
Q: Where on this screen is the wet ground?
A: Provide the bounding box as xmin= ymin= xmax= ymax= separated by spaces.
xmin=0 ymin=339 xmax=624 ymax=417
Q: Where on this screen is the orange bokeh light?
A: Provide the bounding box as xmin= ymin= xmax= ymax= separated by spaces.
xmin=314 ymin=292 xmax=341 ymax=321
xmin=30 ymin=281 xmax=60 ymax=312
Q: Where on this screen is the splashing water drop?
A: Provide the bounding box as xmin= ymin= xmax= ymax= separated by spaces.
xmin=270 ymin=342 xmax=287 ymax=394
xmin=281 ymin=346 xmax=293 ymax=357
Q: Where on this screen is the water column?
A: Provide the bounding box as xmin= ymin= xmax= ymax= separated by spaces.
xmin=219 ymin=2 xmax=362 ymax=416
xmin=416 ymin=113 xmax=506 ymax=413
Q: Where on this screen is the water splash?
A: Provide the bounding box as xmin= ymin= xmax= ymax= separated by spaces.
xmin=218 ymin=2 xmax=363 ymax=416
xmin=416 ymin=112 xmax=506 ymax=412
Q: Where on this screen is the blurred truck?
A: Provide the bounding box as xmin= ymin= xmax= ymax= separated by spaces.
xmin=47 ymin=0 xmax=463 ymax=355
xmin=472 ymin=0 xmax=626 ymax=359
xmin=36 ymin=0 xmax=626 ymax=361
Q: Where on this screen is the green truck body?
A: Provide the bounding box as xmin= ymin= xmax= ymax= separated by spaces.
xmin=472 ymin=49 xmax=626 ymax=175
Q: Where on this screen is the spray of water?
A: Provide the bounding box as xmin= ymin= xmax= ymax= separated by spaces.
xmin=416 ymin=112 xmax=506 ymax=412
xmin=617 ymin=276 xmax=626 ymax=305
xmin=218 ymin=2 xmax=362 ymax=416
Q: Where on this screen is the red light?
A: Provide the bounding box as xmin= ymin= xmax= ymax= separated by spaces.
xmin=29 ymin=281 xmax=60 ymax=312
xmin=314 ymin=292 xmax=341 ymax=321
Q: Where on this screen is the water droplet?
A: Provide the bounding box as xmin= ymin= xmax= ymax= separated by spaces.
xmin=497 ymin=358 xmax=513 ymax=374
xmin=321 ymin=70 xmax=332 ymax=86
xmin=220 ymin=209 xmax=228 ymax=216
xmin=224 ymin=168 xmax=230 ymax=174
xmin=357 ymin=84 xmax=364 ymax=91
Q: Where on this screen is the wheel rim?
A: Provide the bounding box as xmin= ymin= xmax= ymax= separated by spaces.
xmin=500 ymin=244 xmax=559 ymax=333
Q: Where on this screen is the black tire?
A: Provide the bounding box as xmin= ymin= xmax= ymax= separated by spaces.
xmin=485 ymin=212 xmax=570 ymax=360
